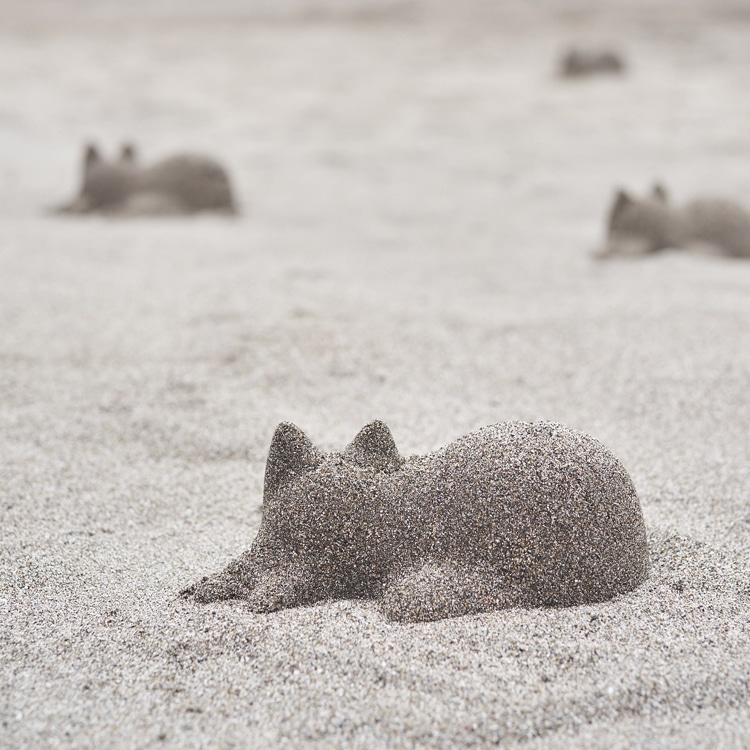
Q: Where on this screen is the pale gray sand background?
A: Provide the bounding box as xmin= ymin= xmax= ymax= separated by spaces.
xmin=1 ymin=0 xmax=750 ymax=747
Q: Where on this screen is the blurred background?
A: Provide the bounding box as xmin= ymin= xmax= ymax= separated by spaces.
xmin=3 ymin=0 xmax=750 ymax=465
xmin=4 ymin=0 xmax=750 ymax=223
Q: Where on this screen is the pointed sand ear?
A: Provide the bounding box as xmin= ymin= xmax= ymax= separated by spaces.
xmin=608 ymin=188 xmax=632 ymax=228
xmin=120 ymin=142 xmax=137 ymax=163
xmin=83 ymin=143 xmax=101 ymax=175
xmin=345 ymin=421 xmax=403 ymax=473
xmin=264 ymin=423 xmax=322 ymax=494
xmin=652 ymin=182 xmax=668 ymax=203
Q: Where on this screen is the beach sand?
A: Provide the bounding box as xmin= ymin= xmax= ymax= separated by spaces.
xmin=1 ymin=1 xmax=749 ymax=747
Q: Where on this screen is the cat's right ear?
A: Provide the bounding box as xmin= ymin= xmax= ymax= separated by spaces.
xmin=264 ymin=423 xmax=322 ymax=494
xmin=608 ymin=188 xmax=632 ymax=228
xmin=83 ymin=143 xmax=101 ymax=175
xmin=120 ymin=142 xmax=137 ymax=164
xmin=652 ymin=182 xmax=669 ymax=203
xmin=345 ymin=421 xmax=403 ymax=472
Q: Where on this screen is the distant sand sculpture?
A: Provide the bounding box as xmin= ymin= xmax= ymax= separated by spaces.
xmin=54 ymin=143 xmax=237 ymax=216
xmin=599 ymin=184 xmax=750 ymax=259
xmin=559 ymin=48 xmax=625 ymax=78
xmin=183 ymin=421 xmax=650 ymax=622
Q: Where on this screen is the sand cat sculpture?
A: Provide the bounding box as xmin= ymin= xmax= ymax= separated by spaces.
xmin=599 ymin=184 xmax=750 ymax=259
xmin=184 ymin=421 xmax=649 ymax=622
xmin=55 ymin=143 xmax=237 ymax=216
xmin=559 ymin=48 xmax=625 ymax=78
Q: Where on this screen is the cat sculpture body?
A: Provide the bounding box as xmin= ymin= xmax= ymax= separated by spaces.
xmin=600 ymin=184 xmax=750 ymax=259
xmin=185 ymin=421 xmax=649 ymax=622
xmin=55 ymin=143 xmax=237 ymax=216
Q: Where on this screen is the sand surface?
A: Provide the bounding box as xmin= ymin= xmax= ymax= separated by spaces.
xmin=2 ymin=1 xmax=750 ymax=747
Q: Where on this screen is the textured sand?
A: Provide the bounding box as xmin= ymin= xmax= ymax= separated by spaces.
xmin=2 ymin=0 xmax=750 ymax=747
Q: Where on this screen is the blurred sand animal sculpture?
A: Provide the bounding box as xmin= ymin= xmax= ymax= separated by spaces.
xmin=559 ymin=48 xmax=625 ymax=78
xmin=55 ymin=142 xmax=237 ymax=216
xmin=599 ymin=184 xmax=750 ymax=259
xmin=183 ymin=421 xmax=649 ymax=622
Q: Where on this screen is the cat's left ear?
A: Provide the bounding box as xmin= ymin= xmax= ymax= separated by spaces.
xmin=608 ymin=188 xmax=632 ymax=228
xmin=264 ymin=422 xmax=322 ymax=495
xmin=345 ymin=421 xmax=403 ymax=473
xmin=652 ymin=182 xmax=669 ymax=203
xmin=83 ymin=143 xmax=101 ymax=176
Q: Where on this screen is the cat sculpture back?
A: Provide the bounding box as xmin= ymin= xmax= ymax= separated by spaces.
xmin=184 ymin=421 xmax=649 ymax=622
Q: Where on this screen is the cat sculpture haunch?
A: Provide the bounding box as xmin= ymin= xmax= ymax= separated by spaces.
xmin=184 ymin=421 xmax=649 ymax=622
xmin=55 ymin=142 xmax=237 ymax=216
